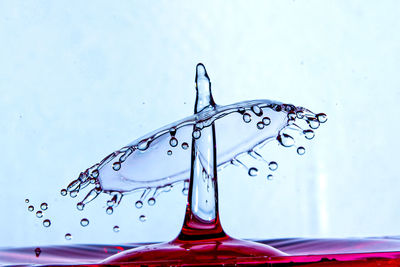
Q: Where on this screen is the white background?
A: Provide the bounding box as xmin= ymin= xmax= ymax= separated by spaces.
xmin=1 ymin=1 xmax=400 ymax=248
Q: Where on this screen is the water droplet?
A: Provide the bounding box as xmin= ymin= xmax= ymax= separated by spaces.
xmin=43 ymin=219 xmax=51 ymax=227
xmin=80 ymin=218 xmax=89 ymax=227
xmin=303 ymin=129 xmax=315 ymax=140
xmin=267 ymin=174 xmax=273 ymax=180
xmin=147 ymin=197 xmax=156 ymax=206
xmin=36 ymin=211 xmax=43 ymax=218
xmin=277 ymin=133 xmax=295 ymax=147
xmin=70 ymin=191 xmax=78 ymax=198
xmin=248 ymin=167 xmax=258 ymax=176
xmin=28 ymin=205 xmax=34 ymax=212
xmin=182 ymin=188 xmax=188 ymax=196
xmin=76 ymin=202 xmax=84 ymax=211
xmin=169 ymin=127 xmax=177 ymax=136
xmin=297 ymin=146 xmax=306 ymax=155
xmin=167 ymin=150 xmax=172 ymax=156
xmin=135 ymin=200 xmax=143 ymax=209
xmin=106 ymin=207 xmax=113 ymax=215
xmin=40 ymin=203 xmax=48 ymax=211
xmin=317 ymin=113 xmax=327 ymax=123
xmin=262 ymin=117 xmax=271 ymax=126
xmin=92 ymin=169 xmax=99 ymax=178
xmin=25 ymin=199 xmax=29 ymax=203
xmin=242 ymin=113 xmax=251 ymax=123
xmin=139 ymin=215 xmax=147 ymax=222
xmin=35 ymin=247 xmax=41 ymax=257
xmin=169 ymin=137 xmax=178 ymax=147
xmin=251 ymin=105 xmax=263 ymax=116
xmin=89 ymin=178 xmax=96 ymax=184
xmin=60 ymin=189 xmax=67 ymax=196
xmin=307 ymin=118 xmax=320 ymax=129
xmin=113 ymin=225 xmax=120 ymax=232
xmin=138 ymin=140 xmax=149 ymax=151
xmin=112 ymin=162 xmax=121 ymax=171
xmin=192 ymin=129 xmax=201 ymax=139
xmin=65 ymin=233 xmax=72 ymax=240
xmin=268 ymin=161 xmax=278 ymax=171
xmin=296 ymin=111 xmax=304 ymax=119
xmin=181 ymin=142 xmax=189 ymax=150
xmin=257 ymin=122 xmax=265 ymax=129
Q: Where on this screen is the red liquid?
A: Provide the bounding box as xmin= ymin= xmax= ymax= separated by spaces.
xmin=2 ymin=237 xmax=400 ymax=266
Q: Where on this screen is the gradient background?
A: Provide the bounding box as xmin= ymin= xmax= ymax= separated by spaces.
xmin=1 ymin=1 xmax=400 ymax=248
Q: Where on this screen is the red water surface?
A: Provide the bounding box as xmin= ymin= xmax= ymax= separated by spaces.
xmin=2 ymin=237 xmax=400 ymax=266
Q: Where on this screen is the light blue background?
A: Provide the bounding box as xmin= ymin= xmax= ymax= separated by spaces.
xmin=1 ymin=1 xmax=400 ymax=248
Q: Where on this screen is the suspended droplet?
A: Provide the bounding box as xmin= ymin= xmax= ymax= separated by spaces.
xmin=137 ymin=140 xmax=150 ymax=151
xmin=297 ymin=146 xmax=306 ymax=155
xmin=40 ymin=203 xmax=48 ymax=211
xmin=36 ymin=211 xmax=43 ymax=218
xmin=303 ymin=129 xmax=315 ymax=140
xmin=80 ymin=218 xmax=89 ymax=227
xmin=34 ymin=247 xmax=41 ymax=257
xmin=135 ymin=200 xmax=143 ymax=209
xmin=113 ymin=225 xmax=120 ymax=232
xmin=257 ymin=122 xmax=265 ymax=129
xmin=262 ymin=117 xmax=271 ymax=126
xmin=43 ymin=219 xmax=51 ymax=227
xmin=181 ymin=142 xmax=189 ymax=150
xmin=139 ymin=215 xmax=147 ymax=222
xmin=60 ymin=189 xmax=67 ymax=196
xmin=268 ymin=161 xmax=278 ymax=171
xmin=28 ymin=205 xmax=34 ymax=212
xmin=251 ymin=105 xmax=263 ymax=116
xmin=106 ymin=207 xmax=113 ymax=215
xmin=307 ymin=118 xmax=320 ymax=129
xmin=248 ymin=167 xmax=259 ymax=176
xmin=182 ymin=187 xmax=188 ymax=196
xmin=267 ymin=174 xmax=273 ymax=180
xmin=317 ymin=113 xmax=327 ymax=123
xmin=169 ymin=127 xmax=177 ymax=136
xmin=25 ymin=199 xmax=29 ymax=203
xmin=296 ymin=111 xmax=304 ymax=119
xmin=92 ymin=169 xmax=99 ymax=178
xmin=167 ymin=150 xmax=172 ymax=156
xmin=192 ymin=129 xmax=201 ymax=139
xmin=287 ymin=112 xmax=296 ymax=120
xmin=169 ymin=137 xmax=178 ymax=147
xmin=70 ymin=191 xmax=78 ymax=198
xmin=148 ymin=197 xmax=156 ymax=206
xmin=112 ymin=162 xmax=121 ymax=171
xmin=76 ymin=202 xmax=84 ymax=211
xmin=277 ymin=133 xmax=295 ymax=147
xmin=65 ymin=233 xmax=72 ymax=240
xmin=242 ymin=113 xmax=252 ymax=123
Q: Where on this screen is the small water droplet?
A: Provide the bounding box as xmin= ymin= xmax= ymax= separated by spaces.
xmin=277 ymin=133 xmax=295 ymax=147
xmin=28 ymin=205 xmax=34 ymax=212
xmin=242 ymin=113 xmax=252 ymax=123
xmin=25 ymin=199 xmax=29 ymax=203
xmin=297 ymin=146 xmax=306 ymax=155
xmin=307 ymin=118 xmax=320 ymax=129
xmin=36 ymin=211 xmax=43 ymax=218
xmin=138 ymin=140 xmax=150 ymax=151
xmin=92 ymin=169 xmax=99 ymax=178
xmin=113 ymin=225 xmax=120 ymax=232
xmin=80 ymin=218 xmax=89 ymax=227
xmin=303 ymin=129 xmax=315 ymax=140
xmin=43 ymin=219 xmax=51 ymax=227
xmin=169 ymin=127 xmax=177 ymax=136
xmin=257 ymin=122 xmax=265 ymax=129
xmin=287 ymin=112 xmax=296 ymax=120
xmin=267 ymin=174 xmax=273 ymax=180
xmin=112 ymin=162 xmax=121 ymax=171
xmin=106 ymin=207 xmax=113 ymax=215
xmin=40 ymin=203 xmax=48 ymax=211
xmin=167 ymin=150 xmax=172 ymax=156
xmin=139 ymin=215 xmax=147 ymax=222
xmin=296 ymin=111 xmax=304 ymax=119
xmin=317 ymin=113 xmax=327 ymax=123
xmin=181 ymin=142 xmax=189 ymax=150
xmin=65 ymin=233 xmax=72 ymax=240
xmin=34 ymin=247 xmax=41 ymax=257
xmin=135 ymin=200 xmax=143 ymax=209
xmin=60 ymin=189 xmax=67 ymax=196
xmin=169 ymin=137 xmax=178 ymax=147
xmin=251 ymin=105 xmax=263 ymax=116
xmin=182 ymin=188 xmax=188 ymax=196
xmin=262 ymin=117 xmax=271 ymax=125
xmin=70 ymin=191 xmax=78 ymax=198
xmin=192 ymin=129 xmax=201 ymax=139
xmin=248 ymin=167 xmax=258 ymax=176
xmin=268 ymin=161 xmax=278 ymax=171
xmin=76 ymin=202 xmax=84 ymax=211
xmin=148 ymin=197 xmax=156 ymax=206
